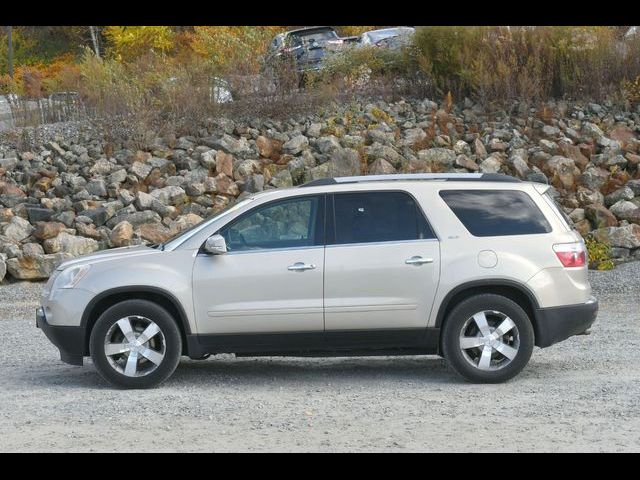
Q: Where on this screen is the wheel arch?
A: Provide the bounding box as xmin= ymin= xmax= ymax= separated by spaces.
xmin=435 ymin=279 xmax=541 ymax=347
xmin=81 ymin=286 xmax=192 ymax=356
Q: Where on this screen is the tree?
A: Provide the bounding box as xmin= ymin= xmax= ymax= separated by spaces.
xmin=6 ymin=26 xmax=13 ymax=79
xmin=89 ymin=26 xmax=101 ymax=58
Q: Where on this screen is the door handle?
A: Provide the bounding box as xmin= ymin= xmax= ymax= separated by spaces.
xmin=405 ymin=256 xmax=434 ymax=265
xmin=287 ymin=262 xmax=316 ymax=271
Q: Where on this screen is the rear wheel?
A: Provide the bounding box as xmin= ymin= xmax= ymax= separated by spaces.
xmin=89 ymin=300 xmax=182 ymax=389
xmin=441 ymin=294 xmax=534 ymax=383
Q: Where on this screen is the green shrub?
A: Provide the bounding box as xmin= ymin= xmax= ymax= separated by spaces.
xmin=585 ymin=234 xmax=615 ymax=271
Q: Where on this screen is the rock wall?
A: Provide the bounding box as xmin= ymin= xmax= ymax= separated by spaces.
xmin=1 ymin=98 xmax=640 ymax=281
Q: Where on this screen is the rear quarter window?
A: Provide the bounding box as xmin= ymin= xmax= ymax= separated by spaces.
xmin=439 ymin=189 xmax=552 ymax=237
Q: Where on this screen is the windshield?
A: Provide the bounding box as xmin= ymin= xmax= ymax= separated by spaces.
xmin=161 ymin=197 xmax=255 ymax=250
xmin=290 ymin=29 xmax=337 ymax=46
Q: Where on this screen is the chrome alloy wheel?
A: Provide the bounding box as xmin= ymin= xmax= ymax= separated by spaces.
xmin=104 ymin=316 xmax=166 ymax=377
xmin=459 ymin=310 xmax=520 ymax=371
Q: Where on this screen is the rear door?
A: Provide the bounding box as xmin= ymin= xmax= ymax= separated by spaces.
xmin=323 ymin=190 xmax=441 ymax=331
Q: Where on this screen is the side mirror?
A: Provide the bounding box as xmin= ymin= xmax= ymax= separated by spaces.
xmin=204 ymin=234 xmax=227 ymax=255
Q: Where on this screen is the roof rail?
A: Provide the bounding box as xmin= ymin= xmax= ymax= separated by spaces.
xmin=299 ymin=173 xmax=520 ymax=188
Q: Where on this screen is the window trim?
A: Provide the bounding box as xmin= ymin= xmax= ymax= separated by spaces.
xmin=327 ymin=190 xmax=438 ymax=246
xmin=213 ymin=193 xmax=326 ymax=253
xmin=439 ymin=189 xmax=553 ymax=238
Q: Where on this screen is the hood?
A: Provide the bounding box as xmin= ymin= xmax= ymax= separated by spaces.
xmin=56 ymin=245 xmax=161 ymax=271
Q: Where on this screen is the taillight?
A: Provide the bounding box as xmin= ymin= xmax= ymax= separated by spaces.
xmin=553 ymin=242 xmax=587 ymax=268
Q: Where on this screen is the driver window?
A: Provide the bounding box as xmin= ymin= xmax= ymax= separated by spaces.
xmin=220 ymin=196 xmax=322 ymax=252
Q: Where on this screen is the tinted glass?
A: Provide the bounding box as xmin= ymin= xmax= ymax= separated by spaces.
xmin=220 ymin=196 xmax=322 ymax=252
xmin=440 ymin=190 xmax=552 ymax=237
xmin=332 ymin=191 xmax=434 ymax=245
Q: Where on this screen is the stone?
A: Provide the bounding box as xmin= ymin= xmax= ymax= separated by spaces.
xmin=110 ymin=221 xmax=134 ymax=247
xmin=150 ymin=186 xmax=187 ymax=206
xmin=270 ymin=170 xmax=293 ymax=188
xmin=310 ymin=148 xmax=361 ymax=179
xmin=214 ymin=174 xmax=240 ymax=196
xmin=609 ymin=200 xmax=640 ymax=222
xmin=6 ymin=253 xmax=72 ymax=280
xmin=316 ymin=136 xmax=342 ymax=155
xmin=367 ymin=144 xmax=403 ymax=168
xmin=453 ymin=140 xmax=471 ymax=156
xmin=283 ymin=135 xmax=309 ymax=155
xmin=168 ymin=214 xmax=204 ymax=235
xmin=369 ymin=158 xmax=396 ymax=174
xmin=215 ymin=151 xmax=233 ymax=177
xmin=108 ymin=169 xmax=128 ymax=185
xmin=0 ymin=157 xmax=18 ymax=171
xmin=626 ymin=179 xmax=640 ymax=196
xmin=455 ymin=154 xmax=478 ymax=171
xmin=23 ymin=242 xmax=45 ymax=257
xmin=604 ymin=187 xmax=634 ymax=207
xmin=577 ymin=187 xmax=604 ymax=206
xmin=0 ymin=256 xmax=5 ymax=282
xmin=2 ymin=216 xmax=34 ymax=243
xmin=212 ymin=134 xmax=251 ymax=156
xmin=234 ymin=160 xmax=262 ymax=180
xmin=473 ymin=138 xmax=487 ymax=157
xmin=86 ymin=179 xmax=107 ymax=197
xmin=580 ymin=167 xmax=609 ymax=192
xmin=417 ymin=148 xmax=456 ymax=170
xmin=256 ymin=136 xmax=282 ymax=159
xmin=403 ymin=128 xmax=427 ymax=146
xmin=89 ymin=159 xmax=114 ymax=176
xmin=25 ymin=206 xmax=54 ymax=223
xmin=509 ymin=153 xmax=530 ymax=178
xmin=33 ymin=222 xmax=66 ymax=241
xmin=137 ymin=223 xmax=172 ymax=244
xmin=592 ymin=224 xmax=640 ymax=249
xmin=243 ymin=174 xmax=265 ymax=193
xmin=79 ymin=207 xmax=112 ymax=227
xmin=539 ymin=139 xmax=559 ymax=154
xmin=44 ymin=232 xmax=99 ymax=257
xmin=545 ymin=156 xmax=579 ymax=190
xmin=130 ymin=161 xmax=152 ymax=180
xmin=585 ymin=204 xmax=618 ymax=229
xmin=479 ymin=155 xmax=502 ymax=173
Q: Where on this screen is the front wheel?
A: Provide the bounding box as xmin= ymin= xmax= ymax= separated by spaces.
xmin=89 ymin=300 xmax=182 ymax=389
xmin=441 ymin=294 xmax=534 ymax=383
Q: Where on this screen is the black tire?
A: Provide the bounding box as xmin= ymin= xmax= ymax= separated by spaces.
xmin=441 ymin=294 xmax=534 ymax=383
xmin=89 ymin=299 xmax=182 ymax=389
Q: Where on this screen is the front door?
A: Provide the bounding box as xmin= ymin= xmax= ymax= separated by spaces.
xmin=192 ymin=194 xmax=325 ymax=335
xmin=323 ymin=190 xmax=441 ymax=332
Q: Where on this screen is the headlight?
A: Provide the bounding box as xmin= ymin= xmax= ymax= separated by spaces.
xmin=52 ymin=264 xmax=91 ymax=291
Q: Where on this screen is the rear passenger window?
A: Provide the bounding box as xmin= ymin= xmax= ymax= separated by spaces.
xmin=332 ymin=191 xmax=435 ymax=245
xmin=439 ymin=190 xmax=552 ymax=237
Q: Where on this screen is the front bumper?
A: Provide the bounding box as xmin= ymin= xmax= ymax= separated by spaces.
xmin=534 ymin=296 xmax=598 ymax=348
xmin=36 ymin=307 xmax=85 ymax=366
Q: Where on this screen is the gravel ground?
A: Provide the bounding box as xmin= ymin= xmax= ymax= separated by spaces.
xmin=1 ymin=264 xmax=639 ymax=452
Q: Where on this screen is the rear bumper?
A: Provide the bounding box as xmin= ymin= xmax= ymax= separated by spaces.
xmin=36 ymin=307 xmax=85 ymax=366
xmin=534 ymin=296 xmax=598 ymax=348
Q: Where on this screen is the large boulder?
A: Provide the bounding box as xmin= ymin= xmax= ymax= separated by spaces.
xmin=282 ymin=135 xmax=309 ymax=155
xmin=6 ymin=253 xmax=72 ymax=280
xmin=43 ymin=232 xmax=100 ymax=257
xmin=544 ymin=156 xmax=580 ymax=190
xmin=2 ymin=216 xmax=34 ymax=243
xmin=110 ymin=221 xmax=134 ymax=247
xmin=417 ymin=148 xmax=456 ymax=170
xmin=149 ymin=186 xmax=187 ymax=206
xmin=585 ymin=204 xmax=618 ymax=229
xmin=610 ymin=201 xmax=640 ymax=223
xmin=310 ymin=148 xmax=361 ymax=179
xmin=592 ymin=224 xmax=640 ymax=249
